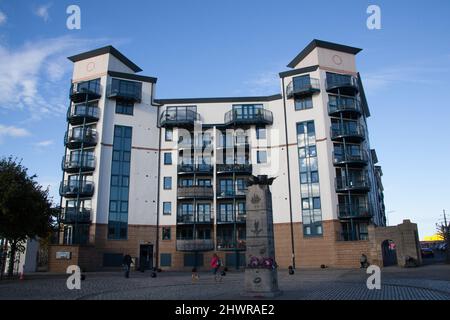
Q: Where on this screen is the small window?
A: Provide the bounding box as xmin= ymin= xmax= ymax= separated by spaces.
xmin=164 ymin=152 xmax=172 ymax=165
xmin=311 ymin=171 xmax=319 ymax=183
xmin=115 ymin=100 xmax=134 ymax=115
xmin=294 ymin=97 xmax=313 ymax=110
xmin=162 ymin=227 xmax=171 ymax=240
xmin=165 ymin=128 xmax=173 ymax=141
xmin=163 ymin=177 xmax=172 ymax=190
xmin=313 ymin=197 xmax=321 ymax=209
xmin=300 ymin=173 xmax=308 ymax=184
xmin=302 ymin=198 xmax=310 ymax=210
xmin=163 ymin=202 xmax=171 ymax=215
xmin=257 ymin=150 xmax=267 ymax=164
xmin=256 ymin=127 xmax=266 ymax=139
xmin=160 ymin=253 xmax=172 ymax=267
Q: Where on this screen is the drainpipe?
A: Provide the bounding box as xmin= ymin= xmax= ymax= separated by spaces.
xmin=151 ymin=83 xmax=163 ymax=269
xmin=281 ymin=77 xmax=296 ymax=269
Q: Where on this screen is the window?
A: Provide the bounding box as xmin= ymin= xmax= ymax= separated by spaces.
xmin=165 ymin=128 xmax=173 ymax=141
xmin=163 ymin=177 xmax=172 ymax=190
xmin=313 ymin=197 xmax=321 ymax=209
xmin=164 ymin=152 xmax=172 ymax=165
xmin=218 ymin=203 xmax=233 ymax=222
xmin=197 ymin=203 xmax=211 ymax=222
xmin=115 ymin=100 xmax=134 ymax=115
xmin=256 ymin=126 xmax=266 ymax=139
xmin=197 ymin=179 xmax=211 ymax=187
xmin=297 ymin=121 xmax=322 ymax=237
xmin=294 ymin=97 xmax=313 ymax=110
xmin=180 ymin=178 xmax=193 ymax=187
xmin=160 ymin=253 xmax=172 ymax=267
xmin=108 ymin=126 xmax=132 ymax=240
xmin=257 ymin=150 xmax=267 ymax=164
xmin=162 ymin=227 xmax=171 ymax=240
xmin=163 ymin=202 xmax=171 ymax=215
xmin=236 ymin=178 xmax=247 ymax=192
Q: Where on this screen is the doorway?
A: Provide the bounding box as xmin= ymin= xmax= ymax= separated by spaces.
xmin=381 ymin=239 xmax=398 ymax=267
xmin=139 ymin=245 xmax=153 ymax=270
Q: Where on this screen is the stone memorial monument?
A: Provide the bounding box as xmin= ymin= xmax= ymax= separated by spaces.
xmin=243 ymin=175 xmax=281 ymax=297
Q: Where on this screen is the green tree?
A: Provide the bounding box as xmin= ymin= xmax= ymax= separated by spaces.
xmin=0 ymin=156 xmax=57 ymax=277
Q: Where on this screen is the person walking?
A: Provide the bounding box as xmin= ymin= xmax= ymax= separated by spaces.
xmin=123 ymin=254 xmax=133 ymax=278
xmin=210 ymin=253 xmax=222 ymax=282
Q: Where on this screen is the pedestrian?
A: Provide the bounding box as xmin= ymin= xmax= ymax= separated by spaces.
xmin=360 ymin=253 xmax=369 ymax=268
xmin=210 ymin=253 xmax=223 ymax=282
xmin=191 ymin=267 xmax=199 ymax=282
xmin=123 ymin=254 xmax=133 ymax=278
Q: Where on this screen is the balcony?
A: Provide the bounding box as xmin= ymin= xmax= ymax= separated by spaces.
xmin=216 ymin=239 xmax=246 ymax=251
xmin=107 ymin=78 xmax=142 ymax=102
xmin=177 ymin=186 xmax=214 ymax=199
xmin=160 ymin=109 xmax=200 ymax=128
xmin=332 ymin=151 xmax=368 ymax=167
xmin=177 ymin=164 xmax=213 ymax=175
xmin=67 ymin=104 xmax=100 ymax=125
xmin=224 ymin=108 xmax=273 ymax=126
xmin=177 ymin=213 xmax=213 ymax=224
xmin=330 ymin=124 xmax=365 ymax=142
xmin=61 ymin=155 xmax=95 ymax=173
xmin=328 ymin=97 xmax=362 ymax=117
xmin=70 ymin=80 xmax=101 ymax=103
xmin=216 ymin=164 xmax=252 ymax=174
xmin=59 ymin=180 xmax=94 ymax=198
xmin=335 ymin=175 xmax=370 ymax=193
xmin=60 ymin=208 xmax=91 ymax=224
xmin=337 ymin=204 xmax=372 ymax=220
xmin=286 ymin=78 xmax=320 ymax=99
xmin=176 ymin=239 xmax=215 ymax=252
xmin=217 ymin=137 xmax=250 ymax=149
xmin=326 ymin=74 xmax=359 ymax=95
xmin=216 ymin=190 xmax=247 ymax=199
xmin=64 ymin=128 xmax=97 ymax=149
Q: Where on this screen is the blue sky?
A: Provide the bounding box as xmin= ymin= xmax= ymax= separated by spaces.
xmin=0 ymin=0 xmax=449 ymax=239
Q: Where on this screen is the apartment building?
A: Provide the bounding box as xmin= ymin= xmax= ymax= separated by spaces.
xmin=55 ymin=39 xmax=387 ymax=271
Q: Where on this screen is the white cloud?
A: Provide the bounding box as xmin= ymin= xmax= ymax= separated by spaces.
xmin=242 ymin=70 xmax=280 ymax=96
xmin=34 ymin=139 xmax=54 ymax=147
xmin=0 ymin=124 xmax=30 ymax=143
xmin=0 ymin=11 xmax=6 ymax=25
xmin=0 ymin=36 xmax=107 ymax=121
xmin=34 ymin=3 xmax=52 ymax=22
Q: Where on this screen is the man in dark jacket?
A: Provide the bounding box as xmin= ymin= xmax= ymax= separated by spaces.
xmin=123 ymin=254 xmax=133 ymax=278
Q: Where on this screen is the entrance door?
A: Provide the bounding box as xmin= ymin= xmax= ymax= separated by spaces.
xmin=381 ymin=240 xmax=398 ymax=267
xmin=139 ymin=245 xmax=153 ymax=270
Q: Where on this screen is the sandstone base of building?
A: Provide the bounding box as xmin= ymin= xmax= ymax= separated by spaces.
xmin=243 ymin=268 xmax=281 ymax=298
xmin=49 ymin=220 xmax=421 ymax=272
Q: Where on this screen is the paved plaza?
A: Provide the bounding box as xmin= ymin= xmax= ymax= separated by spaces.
xmin=1 ymin=264 xmax=449 ymax=300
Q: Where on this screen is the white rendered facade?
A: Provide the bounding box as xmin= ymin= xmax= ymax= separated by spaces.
xmin=58 ymin=40 xmax=386 ymax=270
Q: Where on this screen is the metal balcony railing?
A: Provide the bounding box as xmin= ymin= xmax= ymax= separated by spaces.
xmin=286 ymin=78 xmax=320 ymax=98
xmin=326 ymin=74 xmax=359 ymax=95
xmin=335 ymin=175 xmax=370 ymax=193
xmin=64 ymin=128 xmax=98 ymax=148
xmin=224 ymin=108 xmax=273 ymax=126
xmin=67 ymin=104 xmax=100 ymax=125
xmin=328 ymin=97 xmax=361 ymax=116
xmin=107 ymin=78 xmax=142 ymax=102
xmin=160 ymin=109 xmax=200 ymax=127
xmin=216 ymin=163 xmax=252 ymax=174
xmin=216 ymin=239 xmax=246 ymax=250
xmin=177 ymin=164 xmax=214 ymax=174
xmin=60 ymin=208 xmax=92 ymax=224
xmin=177 ymin=186 xmax=214 ymax=199
xmin=59 ymin=180 xmax=94 ymax=198
xmin=61 ymin=155 xmax=95 ymax=173
xmin=332 ymin=151 xmax=368 ymax=167
xmin=70 ymin=80 xmax=101 ymax=103
xmin=337 ymin=204 xmax=372 ymax=219
xmin=176 ymin=239 xmax=215 ymax=251
xmin=330 ymin=124 xmax=365 ymax=142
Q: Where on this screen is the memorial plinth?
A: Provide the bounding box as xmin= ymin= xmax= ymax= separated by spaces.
xmin=243 ymin=175 xmax=281 ymax=297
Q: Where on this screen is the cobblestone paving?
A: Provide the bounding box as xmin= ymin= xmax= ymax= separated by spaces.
xmin=1 ymin=264 xmax=449 ymax=300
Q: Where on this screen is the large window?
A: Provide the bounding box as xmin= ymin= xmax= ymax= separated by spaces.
xmin=218 ymin=203 xmax=234 ymax=222
xmin=197 ymin=203 xmax=211 ymax=222
xmin=108 ymin=126 xmax=132 ymax=240
xmin=232 ymin=104 xmax=263 ymax=120
xmin=297 ymin=121 xmax=322 ymax=237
